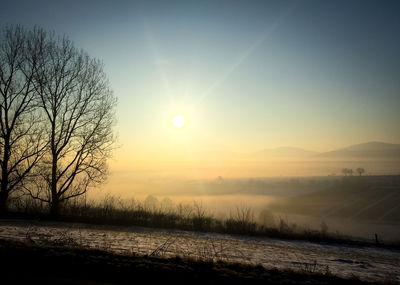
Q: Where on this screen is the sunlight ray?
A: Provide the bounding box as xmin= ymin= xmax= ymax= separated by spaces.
xmin=198 ymin=2 xmax=300 ymax=104
xmin=142 ymin=22 xmax=173 ymax=101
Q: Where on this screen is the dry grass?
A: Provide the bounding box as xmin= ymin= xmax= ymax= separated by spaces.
xmin=4 ymin=194 xmax=399 ymax=249
xmin=0 ymin=238 xmax=384 ymax=285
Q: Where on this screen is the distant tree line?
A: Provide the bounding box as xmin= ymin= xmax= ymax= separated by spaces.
xmin=342 ymin=168 xmax=365 ymax=176
xmin=0 ymin=25 xmax=117 ymax=216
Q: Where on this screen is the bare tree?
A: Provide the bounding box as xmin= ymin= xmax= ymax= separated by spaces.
xmin=342 ymin=168 xmax=349 ymax=176
xmin=356 ymin=167 xmax=365 ymax=176
xmin=27 ymin=28 xmax=117 ymax=217
xmin=231 ymin=204 xmax=254 ymax=224
xmin=0 ymin=26 xmax=45 ymax=214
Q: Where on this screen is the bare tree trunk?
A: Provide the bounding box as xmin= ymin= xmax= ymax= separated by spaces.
xmin=0 ymin=136 xmax=10 ymax=214
xmin=50 ymin=195 xmax=60 ymax=217
xmin=50 ymin=164 xmax=60 ymax=217
xmin=0 ymin=191 xmax=8 ymax=215
xmin=50 ymin=124 xmax=59 ymax=217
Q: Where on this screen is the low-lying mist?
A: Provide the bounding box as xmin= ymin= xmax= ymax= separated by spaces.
xmin=90 ymin=175 xmax=400 ymax=241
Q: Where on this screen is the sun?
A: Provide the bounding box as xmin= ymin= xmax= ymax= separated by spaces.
xmin=172 ymin=115 xmax=185 ymax=128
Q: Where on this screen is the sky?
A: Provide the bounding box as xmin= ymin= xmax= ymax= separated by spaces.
xmin=1 ymin=0 xmax=400 ymax=183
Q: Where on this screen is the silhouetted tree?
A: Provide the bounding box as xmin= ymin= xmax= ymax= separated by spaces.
xmin=0 ymin=26 xmax=45 ymax=214
xmin=26 ymin=28 xmax=117 ymax=217
xmin=348 ymin=169 xmax=353 ymax=176
xmin=356 ymin=168 xmax=365 ymax=176
xmin=144 ymin=195 xmax=158 ymax=212
xmin=342 ymin=168 xmax=349 ymax=176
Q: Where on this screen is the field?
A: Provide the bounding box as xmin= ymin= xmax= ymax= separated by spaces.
xmin=2 ymin=176 xmax=399 ymax=284
xmin=0 ymin=220 xmax=399 ymax=284
xmin=3 ymin=238 xmax=383 ymax=285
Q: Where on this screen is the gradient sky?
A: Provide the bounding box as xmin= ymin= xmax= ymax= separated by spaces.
xmin=1 ymin=0 xmax=400 ymax=181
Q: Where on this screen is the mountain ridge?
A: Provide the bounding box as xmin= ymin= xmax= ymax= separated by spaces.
xmin=317 ymin=141 xmax=400 ymax=158
xmin=251 ymin=141 xmax=400 ymax=159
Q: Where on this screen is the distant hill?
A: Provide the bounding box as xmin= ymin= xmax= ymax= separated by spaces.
xmin=269 ymin=175 xmax=400 ymax=221
xmin=318 ymin=142 xmax=400 ymax=159
xmin=253 ymin=147 xmax=318 ymax=158
xmin=197 ymin=142 xmax=400 ymax=161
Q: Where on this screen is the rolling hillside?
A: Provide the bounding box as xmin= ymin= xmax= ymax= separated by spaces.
xmin=269 ymin=176 xmax=400 ymax=222
xmin=317 ymin=142 xmax=400 ymax=159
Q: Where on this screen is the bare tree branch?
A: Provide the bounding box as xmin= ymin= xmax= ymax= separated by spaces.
xmin=29 ymin=27 xmax=117 ymax=216
xmin=0 ymin=25 xmax=46 ymax=214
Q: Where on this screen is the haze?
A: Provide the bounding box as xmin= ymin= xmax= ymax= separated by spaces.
xmin=2 ymin=1 xmax=399 ymax=197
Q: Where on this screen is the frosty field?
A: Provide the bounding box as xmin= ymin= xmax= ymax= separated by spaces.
xmin=0 ymin=220 xmax=398 ymax=283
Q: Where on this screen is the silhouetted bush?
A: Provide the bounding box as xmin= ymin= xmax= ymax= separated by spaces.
xmin=5 ymin=194 xmax=394 ymax=247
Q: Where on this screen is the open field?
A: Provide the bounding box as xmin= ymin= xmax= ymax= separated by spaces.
xmin=2 ymin=238 xmax=384 ymax=285
xmin=0 ymin=220 xmax=399 ymax=283
xmin=9 ymin=176 xmax=400 ymax=241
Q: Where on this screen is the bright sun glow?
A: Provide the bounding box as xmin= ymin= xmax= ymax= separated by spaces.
xmin=172 ymin=115 xmax=185 ymax=128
